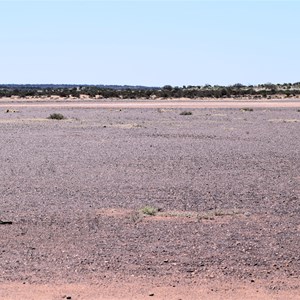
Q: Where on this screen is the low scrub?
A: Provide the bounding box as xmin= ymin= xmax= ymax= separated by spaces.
xmin=48 ymin=113 xmax=66 ymax=120
xmin=180 ymin=111 xmax=193 ymax=116
xmin=141 ymin=205 xmax=157 ymax=216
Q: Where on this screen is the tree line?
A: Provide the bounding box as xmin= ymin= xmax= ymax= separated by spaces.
xmin=0 ymin=83 xmax=299 ymax=99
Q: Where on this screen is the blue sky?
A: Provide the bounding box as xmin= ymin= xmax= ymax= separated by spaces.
xmin=0 ymin=1 xmax=299 ymax=86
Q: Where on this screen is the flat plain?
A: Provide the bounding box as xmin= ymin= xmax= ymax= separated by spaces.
xmin=0 ymin=99 xmax=299 ymax=299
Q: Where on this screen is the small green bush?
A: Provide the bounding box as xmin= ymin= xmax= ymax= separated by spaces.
xmin=141 ymin=205 xmax=157 ymax=216
xmin=48 ymin=113 xmax=66 ymax=120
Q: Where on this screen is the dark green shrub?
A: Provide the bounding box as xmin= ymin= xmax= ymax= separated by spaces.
xmin=48 ymin=113 xmax=66 ymax=120
xmin=180 ymin=111 xmax=193 ymax=116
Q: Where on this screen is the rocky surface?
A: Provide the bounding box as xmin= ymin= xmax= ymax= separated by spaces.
xmin=0 ymin=102 xmax=299 ymax=298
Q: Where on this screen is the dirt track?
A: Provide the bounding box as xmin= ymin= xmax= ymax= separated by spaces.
xmin=0 ymin=99 xmax=299 ymax=299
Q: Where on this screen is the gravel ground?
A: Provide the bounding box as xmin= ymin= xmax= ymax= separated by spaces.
xmin=0 ymin=102 xmax=299 ymax=297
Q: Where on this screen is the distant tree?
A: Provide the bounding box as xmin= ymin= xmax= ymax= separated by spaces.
xmin=232 ymin=83 xmax=244 ymax=89
xmin=264 ymin=83 xmax=276 ymax=90
xmin=162 ymin=85 xmax=173 ymax=91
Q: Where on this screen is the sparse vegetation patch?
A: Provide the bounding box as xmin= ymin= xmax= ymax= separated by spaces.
xmin=197 ymin=209 xmax=242 ymax=221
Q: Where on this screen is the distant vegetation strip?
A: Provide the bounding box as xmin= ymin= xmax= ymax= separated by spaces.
xmin=0 ymin=83 xmax=300 ymax=99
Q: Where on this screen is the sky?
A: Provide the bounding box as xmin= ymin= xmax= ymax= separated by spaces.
xmin=0 ymin=0 xmax=299 ymax=87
